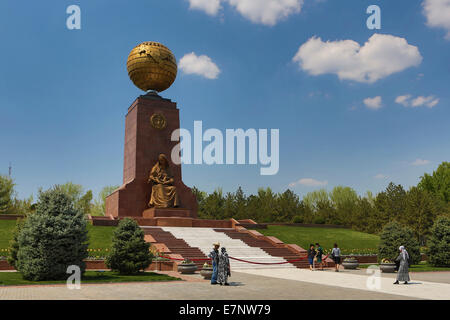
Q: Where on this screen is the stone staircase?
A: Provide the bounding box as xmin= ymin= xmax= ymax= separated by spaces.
xmin=215 ymin=229 xmax=310 ymax=269
xmin=155 ymin=227 xmax=302 ymax=269
xmin=143 ymin=227 xmax=208 ymax=269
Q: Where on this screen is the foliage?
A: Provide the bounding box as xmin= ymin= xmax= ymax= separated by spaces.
xmin=90 ymin=185 xmax=119 ymax=216
xmin=418 ymin=161 xmax=450 ymax=204
xmin=7 ymin=218 xmax=25 ymax=268
xmin=15 ymin=186 xmax=89 ymax=281
xmin=106 ymin=218 xmax=152 ymax=274
xmin=58 ymin=182 xmax=93 ymax=215
xmin=399 ymin=187 xmax=438 ymax=244
xmin=0 ymin=175 xmax=15 ymax=214
xmin=292 ymin=215 xmax=304 ymax=223
xmin=427 ymin=216 xmax=450 ymax=267
xmin=378 ymin=221 xmax=421 ymax=264
xmin=374 ymin=182 xmax=407 ymax=233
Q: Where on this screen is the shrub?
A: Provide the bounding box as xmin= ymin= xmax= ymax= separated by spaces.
xmin=16 ymin=187 xmax=89 ymax=280
xmin=378 ymin=221 xmax=421 ymax=264
xmin=106 ymin=218 xmax=152 ymax=274
xmin=292 ymin=215 xmax=304 ymax=223
xmin=7 ymin=218 xmax=26 ymax=268
xmin=314 ymin=216 xmax=325 ymax=224
xmin=427 ymin=216 xmax=450 ymax=267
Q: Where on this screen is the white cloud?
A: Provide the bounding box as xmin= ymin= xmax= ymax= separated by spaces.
xmin=188 ymin=0 xmax=222 ymax=16
xmin=395 ymin=94 xmax=412 ymax=106
xmin=227 ymin=0 xmax=303 ymax=26
xmin=395 ymin=94 xmax=439 ymax=108
xmin=374 ymin=174 xmax=388 ymax=179
xmin=292 ymin=34 xmax=422 ymax=83
xmin=423 ymin=0 xmax=450 ymax=39
xmin=363 ymin=96 xmax=382 ymax=110
xmin=411 ymin=158 xmax=431 ymax=166
xmin=289 ymin=178 xmax=328 ymax=187
xmin=411 ymin=96 xmax=440 ymax=108
xmin=179 ymin=52 xmax=221 ymax=79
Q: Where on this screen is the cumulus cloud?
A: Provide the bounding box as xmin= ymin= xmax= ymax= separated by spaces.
xmin=186 ymin=0 xmax=304 ymax=25
xmin=289 ymin=178 xmax=328 ymax=187
xmin=227 ymin=0 xmax=303 ymax=26
xmin=423 ymin=0 xmax=450 ymax=39
xmin=411 ymin=159 xmax=431 ymax=166
xmin=188 ymin=0 xmax=222 ymax=16
xmin=395 ymin=94 xmax=439 ymax=108
xmin=374 ymin=174 xmax=388 ymax=179
xmin=292 ymin=34 xmax=422 ymax=83
xmin=179 ymin=52 xmax=221 ymax=79
xmin=363 ymin=96 xmax=382 ymax=110
xmin=395 ymin=94 xmax=412 ymax=106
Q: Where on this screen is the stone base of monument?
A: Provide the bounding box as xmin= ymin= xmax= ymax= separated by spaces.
xmin=143 ymin=207 xmax=192 ymax=218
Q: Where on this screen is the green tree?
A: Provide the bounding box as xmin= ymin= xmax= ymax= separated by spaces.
xmin=233 ymin=186 xmax=248 ymax=220
xmin=59 ymin=182 xmax=93 ymax=215
xmin=252 ymin=188 xmax=278 ymax=222
xmin=330 ymin=186 xmax=359 ymax=226
xmin=200 ymin=188 xmax=225 ymax=220
xmin=10 ymin=195 xmax=35 ymax=215
xmin=303 ymin=189 xmax=330 ymax=212
xmin=374 ymin=182 xmax=407 ymax=232
xmin=400 ymin=187 xmax=438 ymax=244
xmin=378 ymin=221 xmax=421 ymax=264
xmin=275 ymin=189 xmax=300 ymax=222
xmin=427 ymin=216 xmax=450 ymax=267
xmin=418 ymin=162 xmax=450 ymax=204
xmin=16 ymin=186 xmax=89 ymax=280
xmin=0 ymin=175 xmax=15 ymax=214
xmin=354 ymin=197 xmax=378 ymax=233
xmin=91 ymin=185 xmax=119 ymax=216
xmin=106 ymin=218 xmax=152 ymax=274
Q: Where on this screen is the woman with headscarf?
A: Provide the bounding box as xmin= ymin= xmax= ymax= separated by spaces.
xmin=394 ymin=246 xmax=410 ymax=284
xmin=218 ymin=247 xmax=231 ymax=286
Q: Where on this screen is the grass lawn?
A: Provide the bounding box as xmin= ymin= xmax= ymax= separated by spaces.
xmin=0 ymin=220 xmax=116 ymax=257
xmin=257 ymin=225 xmax=380 ymax=255
xmin=359 ymin=261 xmax=450 ymax=272
xmin=86 ymin=224 xmax=116 ymax=257
xmin=0 ymin=271 xmax=180 ymax=286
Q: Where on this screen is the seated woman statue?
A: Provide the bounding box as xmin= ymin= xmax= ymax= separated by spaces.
xmin=148 ymin=154 xmax=180 ymax=208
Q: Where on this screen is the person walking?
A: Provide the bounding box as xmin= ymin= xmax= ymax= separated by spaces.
xmin=315 ymin=243 xmax=324 ymax=270
xmin=331 ymin=243 xmax=341 ymax=272
xmin=208 ymin=242 xmax=220 ymax=285
xmin=393 ymin=245 xmax=410 ymax=284
xmin=307 ymin=244 xmax=316 ymax=271
xmin=218 ymin=247 xmax=231 ymax=286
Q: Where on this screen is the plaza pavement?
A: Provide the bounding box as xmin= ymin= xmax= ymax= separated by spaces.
xmin=237 ymin=267 xmax=450 ymax=300
xmin=1 ymin=268 xmax=444 ymax=300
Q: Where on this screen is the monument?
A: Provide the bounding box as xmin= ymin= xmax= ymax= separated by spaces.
xmin=105 ymin=41 xmax=198 ymax=221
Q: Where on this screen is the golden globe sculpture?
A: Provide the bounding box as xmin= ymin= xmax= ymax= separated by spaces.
xmin=127 ymin=41 xmax=177 ymax=92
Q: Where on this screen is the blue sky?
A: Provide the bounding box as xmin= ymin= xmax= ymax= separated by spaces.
xmin=0 ymin=0 xmax=449 ymax=200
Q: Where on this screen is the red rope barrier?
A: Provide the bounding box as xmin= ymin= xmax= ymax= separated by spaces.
xmin=159 ymin=254 xmax=331 ymax=265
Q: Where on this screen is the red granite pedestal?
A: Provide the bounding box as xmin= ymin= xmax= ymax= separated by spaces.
xmin=105 ymin=93 xmax=198 ymax=219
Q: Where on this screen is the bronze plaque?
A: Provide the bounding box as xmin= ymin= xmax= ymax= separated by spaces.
xmin=150 ymin=113 xmax=167 ymax=130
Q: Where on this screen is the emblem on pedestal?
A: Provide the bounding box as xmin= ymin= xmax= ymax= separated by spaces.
xmin=150 ymin=113 xmax=167 ymax=130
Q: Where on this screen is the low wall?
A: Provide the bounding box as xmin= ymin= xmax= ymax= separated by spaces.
xmin=0 ymin=214 xmax=25 ymax=220
xmin=341 ymin=255 xmax=378 ymax=264
xmin=341 ymin=253 xmax=427 ymax=264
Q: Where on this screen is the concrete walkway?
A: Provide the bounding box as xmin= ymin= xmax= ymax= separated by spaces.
xmin=0 ymin=271 xmax=416 ymax=300
xmin=237 ymin=267 xmax=450 ymax=300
